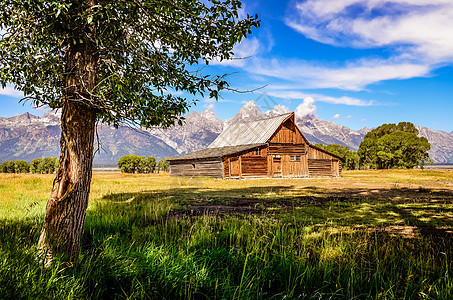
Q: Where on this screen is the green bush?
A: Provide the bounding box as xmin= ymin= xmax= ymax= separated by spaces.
xmin=138 ymin=156 xmax=156 ymax=173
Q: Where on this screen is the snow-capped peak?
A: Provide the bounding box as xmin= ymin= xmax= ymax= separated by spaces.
xmin=200 ymin=109 xmax=220 ymax=123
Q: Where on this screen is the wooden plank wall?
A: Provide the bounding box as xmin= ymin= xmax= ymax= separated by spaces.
xmin=307 ymin=146 xmax=333 ymax=159
xmin=280 ymin=155 xmax=304 ymax=177
xmin=307 ymin=159 xmax=333 ymax=177
xmin=307 ymin=145 xmax=341 ymax=177
xmin=241 ymin=156 xmax=268 ymax=177
xmin=170 ymin=159 xmax=223 ymax=178
xmin=269 ymin=119 xmax=305 ymax=144
xmin=230 ymin=157 xmax=240 ymax=177
xmin=223 ymin=159 xmax=230 ymax=177
xmin=268 ymin=144 xmax=306 ymax=155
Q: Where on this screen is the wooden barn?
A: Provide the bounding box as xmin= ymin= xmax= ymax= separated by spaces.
xmin=169 ymin=112 xmax=343 ymax=179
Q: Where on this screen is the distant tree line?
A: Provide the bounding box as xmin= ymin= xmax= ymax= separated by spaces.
xmin=0 ymin=157 xmax=59 ymax=174
xmin=317 ymin=122 xmax=431 ymax=170
xmin=117 ymin=155 xmax=170 ymax=173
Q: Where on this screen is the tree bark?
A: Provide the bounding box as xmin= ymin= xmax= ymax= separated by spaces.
xmin=38 ymin=36 xmax=98 ymax=263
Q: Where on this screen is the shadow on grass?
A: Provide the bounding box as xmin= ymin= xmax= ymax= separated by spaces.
xmin=96 ymin=184 xmax=453 ymax=237
xmin=2 ymin=183 xmax=453 ymax=299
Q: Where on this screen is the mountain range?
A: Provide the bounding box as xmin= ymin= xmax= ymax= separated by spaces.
xmin=1 ymin=101 xmax=452 ymax=164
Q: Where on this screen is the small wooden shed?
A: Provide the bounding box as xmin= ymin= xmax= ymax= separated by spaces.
xmin=169 ymin=112 xmax=343 ymax=179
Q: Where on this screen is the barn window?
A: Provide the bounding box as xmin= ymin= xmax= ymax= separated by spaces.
xmin=296 ymin=156 xmax=301 ymax=161
xmin=290 ymin=156 xmax=295 ymax=161
xmin=256 ymin=148 xmax=261 ymax=156
xmin=192 ymin=164 xmax=196 ymax=169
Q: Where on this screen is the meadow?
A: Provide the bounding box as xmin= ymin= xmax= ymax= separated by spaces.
xmin=1 ymin=170 xmax=453 ymax=299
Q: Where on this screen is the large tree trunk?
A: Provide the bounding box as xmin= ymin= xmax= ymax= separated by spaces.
xmin=38 ymin=37 xmax=98 ymax=263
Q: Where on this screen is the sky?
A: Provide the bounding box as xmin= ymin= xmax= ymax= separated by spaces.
xmin=1 ymin=0 xmax=453 ymax=132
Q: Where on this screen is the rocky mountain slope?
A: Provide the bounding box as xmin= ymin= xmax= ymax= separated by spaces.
xmin=1 ymin=101 xmax=452 ymax=164
xmin=0 ymin=111 xmax=178 ymax=164
xmin=146 ymin=109 xmax=223 ymax=154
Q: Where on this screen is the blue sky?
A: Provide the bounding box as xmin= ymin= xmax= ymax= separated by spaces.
xmin=2 ymin=0 xmax=453 ymax=132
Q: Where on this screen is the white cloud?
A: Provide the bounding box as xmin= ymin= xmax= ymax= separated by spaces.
xmin=204 ymin=103 xmax=215 ymax=110
xmin=249 ymin=57 xmax=430 ymax=91
xmin=264 ymin=89 xmax=373 ymax=106
xmin=0 ymin=85 xmax=23 ymax=98
xmin=346 ymin=115 xmax=352 ymax=119
xmin=265 ymin=104 xmax=290 ymax=116
xmin=332 ymin=114 xmax=340 ymax=119
xmin=295 ymin=96 xmax=317 ymax=119
xmin=361 ymin=118 xmax=367 ymax=122
xmin=287 ymin=0 xmax=453 ymax=64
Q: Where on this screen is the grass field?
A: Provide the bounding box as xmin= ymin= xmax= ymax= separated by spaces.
xmin=1 ymin=170 xmax=453 ymax=299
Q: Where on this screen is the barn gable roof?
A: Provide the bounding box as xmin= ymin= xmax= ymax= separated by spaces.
xmin=168 ymin=144 xmax=265 ymax=161
xmin=208 ymin=113 xmax=293 ymax=148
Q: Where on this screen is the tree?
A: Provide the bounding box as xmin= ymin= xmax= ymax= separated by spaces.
xmin=138 ymin=156 xmax=156 ymax=174
xmin=314 ymin=144 xmax=359 ymax=170
xmin=14 ymin=160 xmax=30 ymax=173
xmin=38 ymin=157 xmax=59 ymax=174
xmin=358 ymin=122 xmax=431 ymax=169
xmin=30 ymin=158 xmax=43 ymax=174
xmin=145 ymin=157 xmax=157 ymax=173
xmin=0 ymin=161 xmax=16 ymax=173
xmin=1 ymin=0 xmax=259 ymax=261
xmin=157 ymin=158 xmax=170 ymax=172
xmin=118 ymin=155 xmax=142 ymax=173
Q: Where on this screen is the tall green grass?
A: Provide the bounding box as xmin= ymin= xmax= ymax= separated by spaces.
xmin=1 ymin=172 xmax=453 ymax=299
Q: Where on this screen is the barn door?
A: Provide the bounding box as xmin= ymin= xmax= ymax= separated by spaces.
xmin=230 ymin=157 xmax=240 ymax=177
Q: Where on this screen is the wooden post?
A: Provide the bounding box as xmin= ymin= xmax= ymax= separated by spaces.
xmin=228 ymin=158 xmax=231 ymax=179
xmin=239 ymin=155 xmax=242 ymax=179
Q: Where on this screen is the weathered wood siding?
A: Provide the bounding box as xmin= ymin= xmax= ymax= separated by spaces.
xmin=268 ymin=144 xmax=307 ymax=155
xmin=332 ymin=160 xmax=341 ymax=177
xmin=224 ymin=152 xmax=268 ymax=178
xmin=241 ymin=156 xmax=268 ymax=177
xmin=308 ymin=146 xmax=333 ymax=159
xmin=170 ymin=159 xmax=223 ymax=178
xmin=269 ymin=118 xmax=306 ymax=145
xmin=230 ymin=157 xmax=240 ymax=177
xmin=307 ymin=159 xmax=333 ymax=177
xmin=305 ymin=145 xmax=342 ymax=177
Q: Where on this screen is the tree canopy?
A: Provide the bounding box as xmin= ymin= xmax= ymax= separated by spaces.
xmin=358 ymin=122 xmax=431 ymax=169
xmin=1 ymin=0 xmax=259 ymax=127
xmin=0 ymin=0 xmax=259 ymax=262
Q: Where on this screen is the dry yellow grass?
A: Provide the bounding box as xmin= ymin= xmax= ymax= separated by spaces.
xmin=2 ymin=169 xmax=453 ymax=231
xmin=1 ymin=169 xmax=453 ymax=298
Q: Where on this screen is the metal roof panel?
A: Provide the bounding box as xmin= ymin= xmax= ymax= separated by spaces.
xmin=208 ymin=113 xmax=293 ymax=148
